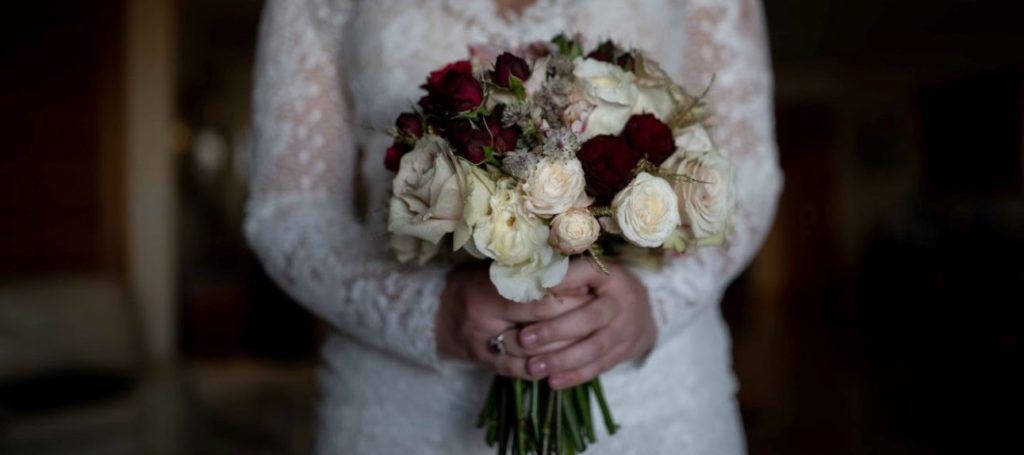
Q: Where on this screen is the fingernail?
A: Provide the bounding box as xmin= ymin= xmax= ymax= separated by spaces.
xmin=529 ymin=359 xmax=547 ymax=376
xmin=521 ymin=331 xmax=537 ymax=347
xmin=548 ymin=375 xmax=565 ymax=389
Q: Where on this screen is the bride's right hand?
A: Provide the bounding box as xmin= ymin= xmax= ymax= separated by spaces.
xmin=436 ymin=263 xmax=590 ymax=379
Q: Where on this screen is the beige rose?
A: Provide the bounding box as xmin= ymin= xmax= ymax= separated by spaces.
xmin=548 ymin=209 xmax=601 ymax=255
xmin=662 ymin=147 xmax=735 ymax=244
xmin=612 ymin=172 xmax=681 ymax=248
xmin=522 ymin=157 xmax=589 ymax=217
xmin=473 ymin=179 xmax=568 ymax=302
xmin=387 ymin=136 xmax=465 ymax=263
xmin=573 ymin=59 xmax=638 ymax=139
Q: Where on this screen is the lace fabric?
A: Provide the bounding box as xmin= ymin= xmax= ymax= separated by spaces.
xmin=246 ymin=0 xmax=781 ymax=452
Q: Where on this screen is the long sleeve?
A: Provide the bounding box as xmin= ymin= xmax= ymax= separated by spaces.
xmin=244 ymin=0 xmax=450 ymax=369
xmin=634 ymin=0 xmax=783 ymax=345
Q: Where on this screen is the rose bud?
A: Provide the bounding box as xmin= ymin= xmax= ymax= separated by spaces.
xmin=616 ymin=52 xmax=636 ymax=73
xmin=384 ymin=141 xmax=411 ymax=172
xmin=549 ymin=208 xmax=601 ymax=255
xmin=491 ymin=52 xmax=531 ymax=88
xmin=445 ymin=119 xmax=490 ymax=163
xmin=395 ymin=112 xmax=424 ymax=139
xmin=486 ymin=105 xmax=520 ymax=153
xmin=419 ymin=60 xmax=484 ymax=114
xmin=577 ymin=134 xmax=643 ymax=201
xmin=586 ymin=40 xmax=617 ymax=63
xmin=621 ymin=113 xmax=676 ymax=165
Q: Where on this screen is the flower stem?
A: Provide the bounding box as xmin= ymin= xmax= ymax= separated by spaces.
xmin=590 ymin=378 xmax=619 ymax=435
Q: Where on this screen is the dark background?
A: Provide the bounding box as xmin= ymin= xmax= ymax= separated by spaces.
xmin=1 ymin=0 xmax=1021 ymax=453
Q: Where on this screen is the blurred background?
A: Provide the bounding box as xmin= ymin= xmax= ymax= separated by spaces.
xmin=1 ymin=0 xmax=1021 ymax=453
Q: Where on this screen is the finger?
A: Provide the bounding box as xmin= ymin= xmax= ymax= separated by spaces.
xmin=499 ymin=293 xmax=591 ymax=323
xmin=518 ymin=296 xmax=618 ymax=351
xmin=489 ymin=355 xmax=533 ymax=380
xmin=548 ymin=343 xmax=629 ymax=390
xmin=526 ymin=325 xmax=619 ymax=377
xmin=550 ymin=258 xmax=607 ymax=294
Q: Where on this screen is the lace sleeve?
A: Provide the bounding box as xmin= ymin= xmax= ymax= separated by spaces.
xmin=244 ymin=0 xmax=450 ymax=369
xmin=633 ymin=0 xmax=783 ymax=346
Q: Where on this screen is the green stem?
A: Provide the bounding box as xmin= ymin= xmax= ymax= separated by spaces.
xmin=561 ymin=388 xmax=585 ymax=452
xmin=575 ymin=385 xmax=595 ymax=443
xmin=555 ymin=391 xmax=564 ymax=455
xmin=541 ymin=383 xmax=555 ymax=455
xmin=513 ymin=379 xmax=525 ymax=455
xmin=590 ymin=378 xmax=619 ymax=435
xmin=497 ymin=378 xmax=510 ymax=455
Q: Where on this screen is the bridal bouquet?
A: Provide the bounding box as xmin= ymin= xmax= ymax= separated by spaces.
xmin=384 ymin=34 xmax=735 ymax=454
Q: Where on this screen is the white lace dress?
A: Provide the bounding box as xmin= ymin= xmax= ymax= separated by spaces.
xmin=244 ymin=0 xmax=783 ymax=453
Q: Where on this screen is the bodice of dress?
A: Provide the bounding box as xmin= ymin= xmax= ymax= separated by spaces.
xmin=245 ymin=0 xmax=782 ymax=370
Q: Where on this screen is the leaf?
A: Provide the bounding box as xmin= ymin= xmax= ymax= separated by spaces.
xmin=508 ymin=75 xmax=527 ymax=101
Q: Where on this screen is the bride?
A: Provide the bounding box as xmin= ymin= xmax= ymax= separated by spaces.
xmin=245 ymin=0 xmax=782 ymax=453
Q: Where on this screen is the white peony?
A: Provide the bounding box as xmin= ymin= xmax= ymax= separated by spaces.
xmin=387 ymin=135 xmax=465 ymax=263
xmin=473 ymin=179 xmax=569 ymax=302
xmin=611 ymin=172 xmax=681 ymax=248
xmin=661 ymin=147 xmax=735 ymax=244
xmin=522 ymin=157 xmax=589 ymax=217
xmin=548 ymin=209 xmax=601 ymax=255
xmin=573 ymin=59 xmax=638 ymax=139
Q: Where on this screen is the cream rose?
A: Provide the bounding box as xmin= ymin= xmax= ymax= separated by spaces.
xmin=662 ymin=148 xmax=736 ymax=244
xmin=389 ymin=234 xmax=441 ymax=265
xmin=548 ymin=209 xmax=600 ymax=255
xmin=573 ymin=59 xmax=638 ymax=139
xmin=387 ymin=136 xmax=466 ymax=263
xmin=632 ymin=54 xmax=688 ymax=121
xmin=473 ymin=179 xmax=569 ymax=302
xmin=522 ymin=157 xmax=589 ymax=217
xmin=612 ymin=172 xmax=681 ymax=247
xmin=453 ymin=160 xmax=496 ymax=252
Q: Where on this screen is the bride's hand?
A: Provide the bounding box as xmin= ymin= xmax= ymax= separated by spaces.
xmin=436 ymin=263 xmax=590 ymax=379
xmin=518 ymin=259 xmax=657 ymax=390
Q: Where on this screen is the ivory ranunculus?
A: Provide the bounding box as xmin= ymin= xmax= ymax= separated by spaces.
xmin=548 ymin=209 xmax=600 ymax=255
xmin=573 ymin=59 xmax=638 ymax=139
xmin=522 ymin=157 xmax=589 ymax=217
xmin=662 ymin=147 xmax=735 ymax=244
xmin=611 ymin=172 xmax=681 ymax=247
xmin=473 ymin=179 xmax=569 ymax=302
xmin=387 ymin=135 xmax=465 ymax=263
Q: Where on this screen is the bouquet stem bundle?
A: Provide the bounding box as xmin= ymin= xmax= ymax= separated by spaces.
xmin=477 ymin=376 xmax=618 ymax=455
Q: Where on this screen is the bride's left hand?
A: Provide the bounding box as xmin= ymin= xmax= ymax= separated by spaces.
xmin=518 ymin=259 xmax=657 ymax=390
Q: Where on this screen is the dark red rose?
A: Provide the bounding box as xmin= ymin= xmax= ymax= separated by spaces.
xmin=616 ymin=52 xmax=636 ymax=72
xmin=445 ymin=107 xmax=520 ymax=163
xmin=384 ymin=141 xmax=411 ymax=172
xmin=586 ymin=41 xmax=617 ymax=63
xmin=491 ymin=52 xmax=531 ymax=88
xmin=578 ymin=135 xmax=643 ymax=200
xmin=395 ymin=112 xmax=424 ymax=139
xmin=587 ymin=41 xmax=635 ymax=72
xmin=419 ymin=60 xmax=484 ymax=115
xmin=621 ymin=113 xmax=676 ymax=165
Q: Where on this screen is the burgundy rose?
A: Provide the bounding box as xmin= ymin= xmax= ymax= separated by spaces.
xmin=587 ymin=41 xmax=636 ymax=72
xmin=384 ymin=141 xmax=411 ymax=172
xmin=419 ymin=60 xmax=484 ymax=115
xmin=621 ymin=114 xmax=676 ymax=165
xmin=491 ymin=52 xmax=531 ymax=88
xmin=395 ymin=112 xmax=423 ymax=139
xmin=586 ymin=41 xmax=617 ymax=63
xmin=445 ymin=107 xmax=520 ymax=163
xmin=578 ymin=135 xmax=643 ymax=200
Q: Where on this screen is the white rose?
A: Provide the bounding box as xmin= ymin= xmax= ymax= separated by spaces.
xmin=632 ymin=54 xmax=689 ymax=121
xmin=473 ymin=179 xmax=569 ymax=302
xmin=522 ymin=157 xmax=589 ymax=217
xmin=453 ymin=160 xmax=496 ymax=252
xmin=387 ymin=135 xmax=465 ymax=263
xmin=548 ymin=209 xmax=601 ymax=255
xmin=673 ymin=124 xmax=714 ymax=155
xmin=662 ymin=148 xmax=735 ymax=244
xmin=389 ymin=234 xmax=441 ymax=265
xmin=573 ymin=59 xmax=638 ymax=139
xmin=612 ymin=172 xmax=681 ymax=247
